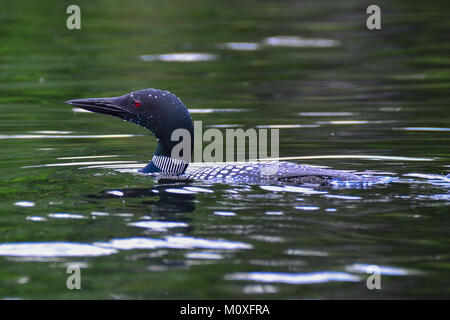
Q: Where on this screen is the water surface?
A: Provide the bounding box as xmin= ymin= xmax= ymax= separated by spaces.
xmin=0 ymin=0 xmax=449 ymax=299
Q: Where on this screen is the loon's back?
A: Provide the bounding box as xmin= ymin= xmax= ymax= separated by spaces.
xmin=183 ymin=161 xmax=361 ymax=184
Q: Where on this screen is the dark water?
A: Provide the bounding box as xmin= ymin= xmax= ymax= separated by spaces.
xmin=0 ymin=0 xmax=449 ymax=299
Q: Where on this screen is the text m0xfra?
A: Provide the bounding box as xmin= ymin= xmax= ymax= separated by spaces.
xmin=225 ymin=304 xmax=270 ymax=315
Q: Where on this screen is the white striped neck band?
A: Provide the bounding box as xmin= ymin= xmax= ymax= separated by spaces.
xmin=151 ymin=155 xmax=189 ymax=175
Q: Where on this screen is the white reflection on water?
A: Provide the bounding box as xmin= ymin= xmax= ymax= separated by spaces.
xmin=324 ymin=194 xmax=362 ymax=200
xmin=285 ymin=249 xmax=328 ymax=257
xmin=94 ymin=238 xmax=187 ymax=250
xmin=95 ymin=236 xmax=252 ymax=250
xmin=422 ymin=194 xmax=450 ymax=200
xmin=400 ymin=127 xmax=450 ymax=132
xmin=0 ymin=134 xmax=140 ymax=139
xmin=82 ymin=164 xmax=143 ymax=170
xmin=185 ymin=252 xmax=223 ymax=260
xmin=140 ymin=53 xmax=217 ymax=62
xmin=14 ymin=201 xmax=35 ymax=207
xmin=207 ymin=124 xmax=243 ymax=128
xmin=107 ymin=190 xmax=124 ymax=197
xmin=128 ymin=221 xmax=189 ymax=231
xmin=260 ymin=185 xmax=326 ymax=195
xmin=264 ymin=155 xmax=434 ymax=162
xmin=23 ymin=161 xmax=137 ymax=168
xmin=346 ymin=263 xmax=418 ymax=276
xmin=166 ymin=236 xmax=252 ymax=249
xmin=403 ymin=173 xmax=450 ymax=188
xmin=219 ymin=36 xmax=340 ymax=51
xmin=214 ymin=211 xmax=236 ymax=217
xmin=220 ymin=42 xmax=261 ymax=51
xmin=263 ymin=36 xmax=340 ymax=48
xmin=91 ymin=212 xmax=109 ymax=216
xmin=0 ymin=242 xmax=117 ymax=257
xmin=15 ymin=277 xmax=29 ymax=284
xmin=188 ymin=108 xmax=247 ymax=113
xmin=58 ymin=155 xmax=119 ymax=160
xmin=0 ymin=234 xmax=249 ymax=258
xmin=404 ymin=173 xmax=449 ymax=180
xmin=295 ymin=206 xmax=320 ymax=211
xmin=165 ymin=188 xmax=195 ymax=195
xmin=31 ymin=131 xmax=72 ymax=134
xmin=114 ymin=213 xmax=133 ymax=217
xmin=265 ymin=211 xmax=283 ymax=216
xmin=242 ymin=285 xmax=277 ymax=294
xmin=318 ymin=120 xmax=370 ymax=125
xmin=48 ymin=213 xmax=85 ymax=219
xmin=298 ymin=112 xmax=356 ymax=116
xmin=226 ymin=271 xmax=360 ymax=284
xmin=256 ymin=124 xmax=319 ymax=129
xmin=183 ymin=186 xmax=214 ymax=193
xmin=26 ymin=216 xmax=47 ymax=222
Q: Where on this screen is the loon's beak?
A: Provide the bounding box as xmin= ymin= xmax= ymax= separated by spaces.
xmin=66 ymin=97 xmax=128 ymax=117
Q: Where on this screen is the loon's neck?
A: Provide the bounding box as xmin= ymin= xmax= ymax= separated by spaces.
xmin=141 ymin=140 xmax=189 ymax=175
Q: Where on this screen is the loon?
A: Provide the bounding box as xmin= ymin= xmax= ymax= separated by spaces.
xmin=66 ymin=88 xmax=362 ymax=184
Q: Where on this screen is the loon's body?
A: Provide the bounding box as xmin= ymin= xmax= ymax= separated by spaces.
xmin=179 ymin=161 xmax=360 ymax=184
xmin=67 ymin=88 xmax=362 ymax=184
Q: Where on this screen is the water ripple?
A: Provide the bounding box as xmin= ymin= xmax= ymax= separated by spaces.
xmin=226 ymin=271 xmax=360 ymax=284
xmin=48 ymin=213 xmax=85 ymax=219
xmin=106 ymin=190 xmax=124 ymax=197
xmin=298 ymin=112 xmax=357 ymax=116
xmin=183 ymin=186 xmax=214 ymax=193
xmin=0 ymin=242 xmax=117 ymax=257
xmin=400 ymin=127 xmax=450 ymax=132
xmin=295 ymin=206 xmax=320 ymax=211
xmin=31 ymin=131 xmax=72 ymax=134
xmin=165 ymin=188 xmax=196 ymax=195
xmin=256 ymin=124 xmax=319 ymax=129
xmin=14 ymin=201 xmax=35 ymax=207
xmin=128 ymin=221 xmax=189 ymax=231
xmin=346 ymin=263 xmax=418 ymax=276
xmin=263 ymin=36 xmax=340 ymax=48
xmin=260 ymin=185 xmax=326 ymax=195
xmin=324 ymin=194 xmax=362 ymax=200
xmin=26 ymin=216 xmax=47 ymax=222
xmin=0 ymin=134 xmax=140 ymax=139
xmin=265 ymin=155 xmax=433 ymax=162
xmin=23 ymin=161 xmax=137 ymax=169
xmin=285 ymin=249 xmax=328 ymax=257
xmin=95 ymin=236 xmax=252 ymax=250
xmin=185 ymin=252 xmax=224 ymax=260
xmin=243 ymin=285 xmax=277 ymax=294
xmin=220 ymin=42 xmax=260 ymax=51
xmin=58 ymin=155 xmax=119 ymax=160
xmin=166 ymin=236 xmax=252 ymax=250
xmin=213 ymin=211 xmax=236 ymax=217
xmin=140 ymin=53 xmax=217 ymax=62
xmin=188 ymin=108 xmax=248 ymax=113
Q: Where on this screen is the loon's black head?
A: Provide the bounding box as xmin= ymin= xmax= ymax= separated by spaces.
xmin=66 ymin=89 xmax=194 ymax=161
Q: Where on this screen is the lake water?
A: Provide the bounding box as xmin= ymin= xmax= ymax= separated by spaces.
xmin=0 ymin=0 xmax=449 ymax=299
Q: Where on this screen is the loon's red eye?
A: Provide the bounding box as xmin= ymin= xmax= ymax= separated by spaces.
xmin=133 ymin=100 xmax=141 ymax=108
